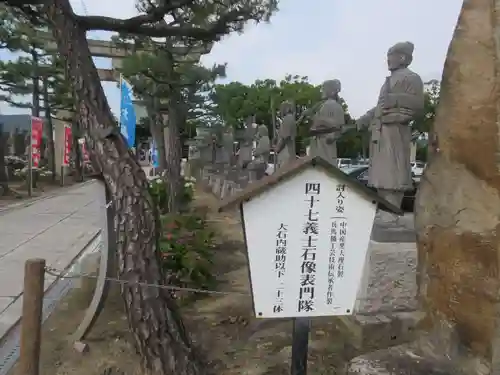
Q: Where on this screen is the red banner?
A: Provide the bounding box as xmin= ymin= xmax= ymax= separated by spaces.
xmin=63 ymin=124 xmax=72 ymax=167
xmin=30 ymin=116 xmax=43 ymax=168
xmin=80 ymin=139 xmax=90 ymax=163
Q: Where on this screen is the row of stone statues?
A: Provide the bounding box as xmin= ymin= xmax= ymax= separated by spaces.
xmin=195 ymin=41 xmax=424 ymax=218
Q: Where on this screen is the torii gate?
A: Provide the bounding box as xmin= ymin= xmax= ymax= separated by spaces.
xmin=41 ymin=33 xmax=210 ymax=176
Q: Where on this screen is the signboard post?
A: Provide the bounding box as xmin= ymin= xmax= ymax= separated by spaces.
xmin=218 ymin=156 xmax=402 ymax=375
xmin=29 ymin=116 xmax=43 ymax=197
xmin=61 ymin=124 xmax=72 ymax=186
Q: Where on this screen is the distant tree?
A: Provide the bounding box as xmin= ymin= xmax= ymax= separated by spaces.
xmin=0 ymin=4 xmax=75 ymax=183
xmin=210 ymin=75 xmax=356 ymax=154
xmin=118 ymin=34 xmax=225 ymax=212
xmin=413 ymin=79 xmax=440 ymax=134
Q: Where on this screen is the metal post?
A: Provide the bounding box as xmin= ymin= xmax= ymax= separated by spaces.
xmin=60 ymin=165 xmax=64 ymax=186
xmin=290 ymin=317 xmax=310 ymax=375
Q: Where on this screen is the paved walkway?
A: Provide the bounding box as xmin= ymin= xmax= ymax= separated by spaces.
xmin=0 ymin=180 xmax=103 ymax=339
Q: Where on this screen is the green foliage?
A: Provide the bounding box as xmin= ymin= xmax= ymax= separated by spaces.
xmin=117 ymin=36 xmax=226 ymax=135
xmin=211 ymin=75 xmax=322 ymax=130
xmin=149 ymin=175 xmax=196 ymax=213
xmin=413 ymin=79 xmax=440 ymax=134
xmin=0 ymin=4 xmax=73 ymax=115
xmin=210 ymin=75 xmax=355 ymax=153
xmin=158 ymin=213 xmax=216 ymax=292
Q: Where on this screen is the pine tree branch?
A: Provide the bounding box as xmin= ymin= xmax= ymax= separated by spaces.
xmin=75 ymin=0 xmax=197 ymax=33
xmin=76 ymin=8 xmax=255 ymax=39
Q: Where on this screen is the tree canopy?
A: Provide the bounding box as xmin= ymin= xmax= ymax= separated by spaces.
xmin=209 ymin=75 xmax=358 ymax=154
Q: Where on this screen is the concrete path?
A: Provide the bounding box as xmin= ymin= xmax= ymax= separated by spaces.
xmin=0 ymin=180 xmax=103 ymax=340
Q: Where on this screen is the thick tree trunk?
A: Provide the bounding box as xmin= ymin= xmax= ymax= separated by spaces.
xmin=165 ymin=101 xmax=184 ymax=213
xmin=0 ymin=122 xmax=9 ymax=195
xmin=72 ymin=113 xmax=85 ymax=181
xmin=46 ymin=2 xmax=206 ymax=374
xmin=43 ymin=76 xmax=57 ymax=182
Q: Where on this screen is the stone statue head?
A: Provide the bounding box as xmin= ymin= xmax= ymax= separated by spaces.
xmin=321 ymin=80 xmax=341 ymax=100
xmin=280 ymin=100 xmax=295 ymax=116
xmin=387 ymin=41 xmax=414 ymax=71
xmin=257 ymin=124 xmax=268 ymax=138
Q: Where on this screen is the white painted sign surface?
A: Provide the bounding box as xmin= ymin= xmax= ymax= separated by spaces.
xmin=242 ymin=166 xmax=377 ymax=318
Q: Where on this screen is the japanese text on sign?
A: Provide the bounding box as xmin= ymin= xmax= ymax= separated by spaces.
xmin=273 ymin=223 xmax=288 ymax=313
xmin=329 ymin=184 xmax=348 ymax=294
xmin=327 ymin=220 xmax=337 ymax=305
xmin=298 ymin=182 xmax=321 ymax=313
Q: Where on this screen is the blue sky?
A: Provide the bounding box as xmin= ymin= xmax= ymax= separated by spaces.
xmin=0 ymin=0 xmax=462 ymax=118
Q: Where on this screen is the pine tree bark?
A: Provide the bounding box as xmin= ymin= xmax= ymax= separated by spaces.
xmin=150 ymin=111 xmax=167 ymax=173
xmin=45 ymin=1 xmax=206 ymax=374
xmin=0 ymin=122 xmax=9 ymax=195
xmin=42 ymin=76 xmax=57 ymax=182
xmin=72 ymin=114 xmax=84 ymax=181
xmin=164 ymin=100 xmax=184 ymax=213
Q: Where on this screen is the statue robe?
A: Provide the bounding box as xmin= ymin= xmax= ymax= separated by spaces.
xmin=359 ymin=67 xmax=424 ymax=191
xmin=276 ymin=114 xmax=296 ymax=169
xmin=309 ymin=99 xmax=345 ymax=166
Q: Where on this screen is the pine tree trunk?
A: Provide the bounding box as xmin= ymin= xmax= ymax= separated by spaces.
xmin=45 ymin=2 xmax=206 ymax=374
xmin=0 ymin=122 xmax=9 ymax=195
xmin=72 ymin=114 xmax=84 ymax=181
xmin=165 ymin=101 xmax=184 ymax=213
xmin=150 ymin=112 xmax=167 ymax=173
xmin=43 ymin=76 xmax=57 ymax=182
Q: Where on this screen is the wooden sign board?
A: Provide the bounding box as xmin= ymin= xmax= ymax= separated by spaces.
xmin=218 ymin=157 xmax=403 ymax=319
xmin=242 ymin=166 xmax=377 ymax=318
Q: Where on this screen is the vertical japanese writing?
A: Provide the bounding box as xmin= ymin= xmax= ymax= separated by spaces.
xmin=273 ymin=223 xmax=288 ymax=313
xmin=335 ymin=184 xmax=347 ymax=280
xmin=327 ymin=184 xmax=348 ymax=305
xmin=298 ymin=182 xmax=321 ymax=313
xmin=326 ymin=220 xmax=337 ymax=305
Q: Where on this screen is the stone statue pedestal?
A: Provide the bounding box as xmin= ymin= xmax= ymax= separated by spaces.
xmin=371 ymin=214 xmax=416 ymax=243
xmin=237 ymin=171 xmax=250 ymax=189
xmin=211 ymin=175 xmax=223 ymax=197
xmin=201 ymin=165 xmax=216 ymax=187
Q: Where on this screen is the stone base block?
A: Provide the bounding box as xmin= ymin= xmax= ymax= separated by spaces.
xmin=348 ymin=345 xmax=463 ymax=375
xmin=220 ymin=180 xmax=238 ymax=200
xmin=339 ymin=311 xmax=423 ymax=350
xmin=337 ymin=241 xmax=419 ymax=350
xmin=371 ymin=223 xmax=416 ymax=243
xmin=212 ymin=175 xmax=223 ymax=197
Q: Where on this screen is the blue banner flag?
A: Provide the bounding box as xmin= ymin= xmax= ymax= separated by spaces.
xmin=119 ymin=76 xmax=136 ymax=148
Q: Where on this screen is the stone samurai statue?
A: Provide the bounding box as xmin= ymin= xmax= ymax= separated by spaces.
xmin=274 ymin=100 xmax=296 ymax=169
xmin=248 ymin=124 xmax=270 ymax=179
xmin=238 ymin=119 xmax=257 ymax=169
xmin=309 ymin=79 xmax=346 ymax=166
xmin=357 ymin=41 xmax=424 ymax=221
